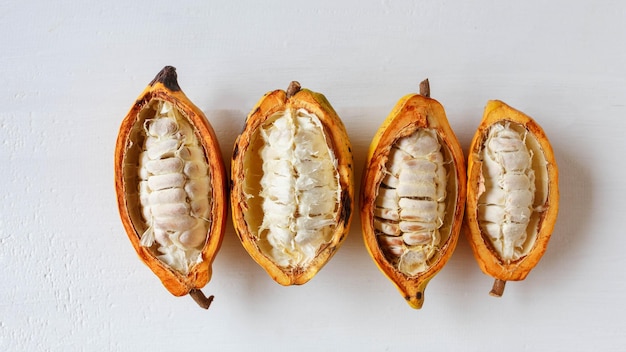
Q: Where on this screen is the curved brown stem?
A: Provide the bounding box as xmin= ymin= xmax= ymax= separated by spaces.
xmin=189 ymin=289 xmax=214 ymax=309
xmin=419 ymin=79 xmax=430 ymax=98
xmin=286 ymin=81 xmax=302 ymax=98
xmin=489 ymin=279 xmax=506 ymax=297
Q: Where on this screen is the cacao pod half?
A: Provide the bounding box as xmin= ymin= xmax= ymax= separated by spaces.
xmin=115 ymin=66 xmax=227 ymax=308
xmin=231 ymin=81 xmax=354 ymax=285
xmin=465 ymin=100 xmax=559 ymax=296
xmin=361 ymin=80 xmax=466 ymax=309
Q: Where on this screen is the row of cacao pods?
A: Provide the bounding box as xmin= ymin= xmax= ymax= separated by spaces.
xmin=115 ymin=66 xmax=559 ymax=309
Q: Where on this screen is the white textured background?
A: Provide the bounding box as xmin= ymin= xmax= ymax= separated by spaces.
xmin=1 ymin=0 xmax=625 ymax=351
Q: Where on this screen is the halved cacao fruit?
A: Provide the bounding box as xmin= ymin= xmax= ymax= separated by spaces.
xmin=465 ymin=100 xmax=559 ymax=296
xmin=115 ymin=66 xmax=227 ymax=309
xmin=361 ymin=80 xmax=466 ymax=309
xmin=231 ymin=81 xmax=354 ymax=285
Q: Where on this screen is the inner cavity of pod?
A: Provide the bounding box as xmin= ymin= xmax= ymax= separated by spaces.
xmin=242 ymin=108 xmax=341 ymax=268
xmin=374 ymin=128 xmax=457 ymax=276
xmin=123 ymin=99 xmax=212 ymax=274
xmin=477 ymin=121 xmax=549 ymax=263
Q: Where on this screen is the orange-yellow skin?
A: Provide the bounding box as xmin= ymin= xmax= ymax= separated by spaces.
xmin=114 ymin=67 xmax=227 ymax=297
xmin=465 ymin=100 xmax=559 ymax=282
xmin=231 ymin=85 xmax=354 ymax=286
xmin=361 ymin=93 xmax=466 ymax=309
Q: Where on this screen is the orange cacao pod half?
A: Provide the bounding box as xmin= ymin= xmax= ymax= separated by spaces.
xmin=115 ymin=66 xmax=227 ymax=309
xmin=231 ymin=81 xmax=354 ymax=286
xmin=465 ymin=100 xmax=559 ymax=296
xmin=361 ymin=80 xmax=466 ymax=308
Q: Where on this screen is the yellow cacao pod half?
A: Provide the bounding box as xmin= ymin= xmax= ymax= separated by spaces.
xmin=231 ymin=81 xmax=354 ymax=285
xmin=115 ymin=66 xmax=227 ymax=309
xmin=361 ymin=80 xmax=466 ymax=309
xmin=465 ymin=100 xmax=559 ymax=297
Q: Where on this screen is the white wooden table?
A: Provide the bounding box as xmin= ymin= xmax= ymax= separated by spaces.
xmin=1 ymin=0 xmax=624 ymax=350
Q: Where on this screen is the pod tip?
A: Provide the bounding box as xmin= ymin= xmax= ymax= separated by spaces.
xmin=150 ymin=66 xmax=181 ymax=92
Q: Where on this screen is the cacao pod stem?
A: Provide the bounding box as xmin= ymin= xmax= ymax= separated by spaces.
xmin=286 ymin=81 xmax=302 ymax=98
xmin=189 ymin=289 xmax=214 ymax=309
xmin=419 ymin=79 xmax=430 ymax=98
xmin=489 ymin=279 xmax=506 ymax=297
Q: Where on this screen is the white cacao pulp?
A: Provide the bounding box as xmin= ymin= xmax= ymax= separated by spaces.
xmin=136 ymin=100 xmax=211 ymax=274
xmin=374 ymin=129 xmax=449 ymax=276
xmin=477 ymin=121 xmax=548 ymax=262
xmin=243 ymin=108 xmax=340 ymax=268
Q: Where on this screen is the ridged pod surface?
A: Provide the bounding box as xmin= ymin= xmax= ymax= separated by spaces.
xmin=115 ymin=66 xmax=227 ymax=309
xmin=231 ymin=81 xmax=353 ymax=286
xmin=361 ymin=80 xmax=466 ymax=309
xmin=465 ymin=100 xmax=558 ymax=296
